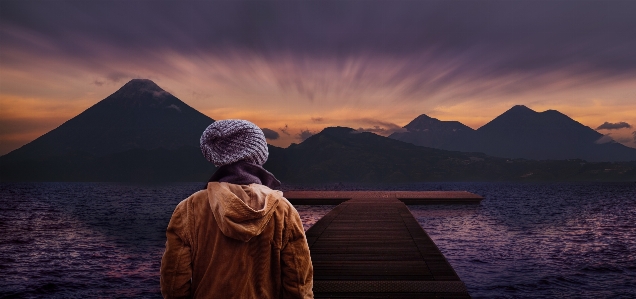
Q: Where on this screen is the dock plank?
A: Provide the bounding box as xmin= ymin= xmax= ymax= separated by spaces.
xmin=286 ymin=190 xmax=483 ymax=205
xmin=306 ymin=197 xmax=471 ymax=298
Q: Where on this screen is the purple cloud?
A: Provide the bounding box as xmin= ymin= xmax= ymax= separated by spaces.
xmin=279 ymin=124 xmax=290 ymax=136
xmin=261 ymin=128 xmax=280 ymax=140
xmin=297 ymin=129 xmax=315 ymax=142
xmin=596 ymin=122 xmax=632 ymax=130
xmin=2 ymin=1 xmax=635 ymax=87
xmin=356 ymin=119 xmax=407 ymax=136
xmin=594 ymin=134 xmax=615 ymax=144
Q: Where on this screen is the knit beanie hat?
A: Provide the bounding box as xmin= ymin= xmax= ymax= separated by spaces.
xmin=200 ymin=119 xmax=269 ymax=167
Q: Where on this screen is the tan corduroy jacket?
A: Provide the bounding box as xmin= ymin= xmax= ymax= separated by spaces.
xmin=161 ymin=182 xmax=314 ymax=299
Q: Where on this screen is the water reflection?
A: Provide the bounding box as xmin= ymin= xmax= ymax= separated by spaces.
xmin=1 ymin=182 xmax=635 ymax=298
xmin=408 ymin=182 xmax=636 ymax=299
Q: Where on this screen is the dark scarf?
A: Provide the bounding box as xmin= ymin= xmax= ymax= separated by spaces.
xmin=205 ymin=160 xmax=281 ymax=189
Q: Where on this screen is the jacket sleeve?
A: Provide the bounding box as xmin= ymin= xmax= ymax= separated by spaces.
xmin=161 ymin=199 xmax=193 ymax=299
xmin=281 ymin=207 xmax=314 ymax=299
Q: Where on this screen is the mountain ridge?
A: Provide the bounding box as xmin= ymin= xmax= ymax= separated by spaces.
xmin=264 ymin=126 xmax=635 ymax=183
xmin=390 ymin=113 xmax=476 ymax=151
xmin=1 ymin=79 xmax=214 ymax=161
xmin=391 ymin=105 xmax=636 ymax=162
xmin=2 ymin=80 xmax=635 ymax=182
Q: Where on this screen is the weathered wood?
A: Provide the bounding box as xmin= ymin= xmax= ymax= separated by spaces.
xmin=307 ymin=197 xmax=472 ymax=299
xmin=285 ymin=190 xmax=483 ymax=205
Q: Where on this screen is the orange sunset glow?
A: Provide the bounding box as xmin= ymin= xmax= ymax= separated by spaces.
xmin=1 ymin=1 xmax=636 ymax=156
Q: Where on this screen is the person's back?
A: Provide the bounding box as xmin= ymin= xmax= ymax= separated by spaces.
xmin=160 ymin=119 xmax=314 ymax=298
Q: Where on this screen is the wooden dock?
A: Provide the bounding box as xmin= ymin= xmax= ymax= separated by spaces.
xmin=285 ymin=190 xmax=483 ymax=205
xmin=300 ymin=192 xmax=475 ymax=298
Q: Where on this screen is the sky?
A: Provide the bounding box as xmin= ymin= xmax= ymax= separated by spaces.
xmin=1 ymin=0 xmax=636 ymax=155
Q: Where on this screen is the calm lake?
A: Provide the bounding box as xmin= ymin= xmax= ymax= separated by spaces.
xmin=1 ymin=182 xmax=634 ymax=298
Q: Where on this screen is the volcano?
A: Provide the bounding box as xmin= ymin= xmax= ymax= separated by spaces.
xmin=390 ymin=105 xmax=636 ymax=162
xmin=0 ymin=79 xmax=216 ymax=181
xmin=3 ymin=79 xmax=213 ymax=160
xmin=389 ymin=114 xmax=476 ymax=151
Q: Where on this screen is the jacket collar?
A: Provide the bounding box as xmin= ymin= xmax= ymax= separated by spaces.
xmin=207 ymin=160 xmax=281 ymax=189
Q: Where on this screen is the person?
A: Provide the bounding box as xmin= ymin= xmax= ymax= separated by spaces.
xmin=160 ymin=119 xmax=314 ymax=299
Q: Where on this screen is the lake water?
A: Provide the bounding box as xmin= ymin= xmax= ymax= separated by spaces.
xmin=0 ymin=182 xmax=634 ymax=298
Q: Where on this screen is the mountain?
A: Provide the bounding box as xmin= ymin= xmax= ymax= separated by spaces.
xmin=3 ymin=79 xmax=213 ymax=161
xmin=266 ymin=126 xmax=496 ymax=183
xmin=471 ymin=105 xmax=636 ymax=161
xmin=0 ymin=79 xmax=216 ymax=181
xmin=389 ymin=114 xmax=476 ymax=151
xmin=390 ymin=105 xmax=636 ymax=162
xmin=2 ymin=80 xmax=634 ymax=183
xmin=264 ymin=127 xmax=636 ymax=183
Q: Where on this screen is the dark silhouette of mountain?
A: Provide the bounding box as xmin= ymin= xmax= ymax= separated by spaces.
xmin=3 ymin=79 xmax=213 ymax=161
xmin=473 ymin=105 xmax=636 ymax=161
xmin=1 ymin=79 xmax=216 ymax=181
xmin=264 ymin=127 xmax=636 ymax=183
xmin=2 ymin=123 xmax=634 ymax=182
xmin=390 ymin=105 xmax=636 ymax=162
xmin=266 ymin=126 xmax=494 ymax=183
xmin=389 ymin=114 xmax=476 ymax=151
xmin=2 ymin=81 xmax=634 ymax=183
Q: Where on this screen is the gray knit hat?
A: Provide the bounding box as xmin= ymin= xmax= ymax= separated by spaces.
xmin=200 ymin=119 xmax=269 ymax=167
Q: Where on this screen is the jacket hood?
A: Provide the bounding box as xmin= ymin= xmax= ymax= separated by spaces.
xmin=207 ymin=182 xmax=282 ymax=242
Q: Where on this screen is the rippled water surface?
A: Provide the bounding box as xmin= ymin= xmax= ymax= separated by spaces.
xmin=1 ymin=182 xmax=635 ymax=298
xmin=406 ymin=183 xmax=636 ymax=299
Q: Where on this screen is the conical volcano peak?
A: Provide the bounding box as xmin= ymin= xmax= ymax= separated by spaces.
xmin=412 ymin=114 xmax=436 ymax=121
xmin=402 ymin=114 xmax=473 ymax=134
xmin=405 ymin=114 xmax=438 ymax=129
xmin=105 ymin=79 xmax=176 ymax=108
xmin=0 ymin=79 xmax=214 ymax=159
xmin=115 ymin=79 xmax=165 ymax=94
xmin=507 ymin=105 xmax=536 ymax=114
xmin=121 ymin=78 xmax=161 ymax=89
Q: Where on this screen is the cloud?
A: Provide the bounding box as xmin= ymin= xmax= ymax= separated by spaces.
xmin=106 ymin=71 xmax=130 ymax=83
xmin=633 ymin=131 xmax=636 ymax=143
xmin=151 ymin=90 xmax=171 ymax=98
xmin=93 ymin=80 xmax=104 ymax=86
xmin=596 ymin=121 xmax=632 ymax=130
xmin=297 ymin=129 xmax=315 ymax=142
xmin=614 ymin=136 xmax=633 ymax=144
xmin=4 ymin=2 xmax=635 ymax=70
xmin=279 ymin=124 xmax=290 ymax=136
xmin=166 ymin=104 xmax=181 ymax=112
xmin=357 ymin=126 xmax=388 ymax=135
xmin=355 ymin=119 xmax=407 ymax=136
xmin=594 ymin=134 xmax=615 ymax=144
xmin=2 ymin=1 xmax=636 ymax=101
xmin=261 ymin=128 xmax=279 ymax=140
xmin=311 ymin=117 xmax=324 ymax=122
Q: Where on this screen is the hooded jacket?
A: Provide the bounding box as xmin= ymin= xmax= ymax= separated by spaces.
xmin=160 ymin=182 xmax=314 ymax=299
